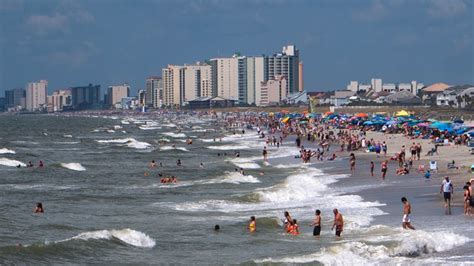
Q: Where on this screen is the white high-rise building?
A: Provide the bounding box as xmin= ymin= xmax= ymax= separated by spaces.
xmin=210 ymin=57 xmax=239 ymax=101
xmin=371 ymin=78 xmax=382 ymax=92
xmin=245 ymin=56 xmax=264 ymax=105
xmin=347 ymin=81 xmax=359 ymax=92
xmin=162 ymin=65 xmax=185 ymax=107
xmin=107 ymin=84 xmax=130 ymax=107
xmin=145 ymin=77 xmax=163 ymax=108
xmin=26 ymin=80 xmax=47 ymax=111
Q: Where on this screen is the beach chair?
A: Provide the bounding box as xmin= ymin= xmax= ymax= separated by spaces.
xmin=429 ymin=161 xmax=438 ymax=172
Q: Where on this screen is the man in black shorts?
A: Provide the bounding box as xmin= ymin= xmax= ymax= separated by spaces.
xmin=440 ymin=176 xmax=454 ymax=215
xmin=310 ymin=209 xmax=321 ymax=238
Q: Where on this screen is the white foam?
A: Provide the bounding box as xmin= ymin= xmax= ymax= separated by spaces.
xmin=60 ymin=163 xmax=86 ymax=171
xmin=257 ymin=229 xmax=470 ymax=265
xmin=107 ymin=130 xmax=115 ymax=133
xmin=208 ymin=144 xmax=251 ymax=150
xmin=63 ymin=229 xmax=155 ymax=248
xmin=96 ymin=138 xmax=152 ymax=150
xmin=201 ymin=138 xmax=216 ymax=142
xmin=206 ymin=171 xmax=260 ymax=184
xmin=162 ymin=132 xmax=186 ymax=138
xmin=113 ymin=125 xmax=123 ymax=130
xmin=63 ymin=134 xmax=73 ymax=138
xmin=233 ymin=161 xmax=261 ymax=169
xmin=0 ymin=158 xmax=25 ymax=167
xmin=0 ymin=148 xmax=15 ymax=154
xmin=121 ymin=120 xmax=130 ymax=125
xmin=162 ymin=123 xmax=177 ymax=128
xmin=160 ymin=146 xmax=189 ymax=152
xmin=139 ymin=126 xmax=161 ymax=130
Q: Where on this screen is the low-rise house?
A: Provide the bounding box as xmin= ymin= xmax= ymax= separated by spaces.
xmin=385 ymin=90 xmax=421 ymax=105
xmin=420 ymin=83 xmax=450 ymax=105
xmin=436 ymin=85 xmax=474 ymax=108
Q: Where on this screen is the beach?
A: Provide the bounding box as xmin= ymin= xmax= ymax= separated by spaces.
xmin=0 ymin=113 xmax=472 ymax=264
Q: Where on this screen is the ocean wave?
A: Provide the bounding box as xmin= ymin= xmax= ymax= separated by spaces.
xmin=256 ymin=229 xmax=470 ymax=264
xmin=59 ymin=228 xmax=155 ymax=248
xmin=60 ymin=163 xmax=86 ymax=171
xmin=63 ymin=134 xmax=73 ymax=138
xmin=0 ymin=158 xmax=25 ymax=167
xmin=139 ymin=126 xmax=161 ymax=130
xmin=205 ymin=171 xmax=260 ymax=184
xmin=96 ymin=138 xmax=152 ymax=150
xmin=207 ymin=144 xmax=252 ymax=150
xmin=162 ymin=132 xmax=186 ymax=138
xmin=0 ymin=148 xmax=15 ymax=154
xmin=160 ymin=146 xmax=189 ymax=152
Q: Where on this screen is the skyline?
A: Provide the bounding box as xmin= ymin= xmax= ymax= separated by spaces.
xmin=0 ymin=0 xmax=472 ymax=94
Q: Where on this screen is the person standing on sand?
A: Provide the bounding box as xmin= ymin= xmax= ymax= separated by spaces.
xmin=331 ymin=209 xmax=344 ymax=237
xmin=440 ymin=176 xmax=454 ymax=215
xmin=416 ymin=143 xmax=422 ymax=160
xmin=382 ymin=141 xmax=387 ymax=156
xmin=401 ymin=197 xmax=415 ymax=230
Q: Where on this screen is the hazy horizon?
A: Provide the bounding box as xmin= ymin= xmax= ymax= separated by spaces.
xmin=0 ymin=0 xmax=472 ymax=94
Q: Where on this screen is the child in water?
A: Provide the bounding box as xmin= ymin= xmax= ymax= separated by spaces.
xmin=288 ymin=219 xmax=299 ymax=235
xmin=248 ymin=216 xmax=256 ymax=233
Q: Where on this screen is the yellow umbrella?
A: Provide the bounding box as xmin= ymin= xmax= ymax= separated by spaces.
xmin=396 ymin=110 xmax=409 ymax=117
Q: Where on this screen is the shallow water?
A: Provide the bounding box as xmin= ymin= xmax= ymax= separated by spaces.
xmin=0 ymin=114 xmax=471 ymax=264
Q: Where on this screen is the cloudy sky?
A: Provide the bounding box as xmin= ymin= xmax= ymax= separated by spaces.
xmin=0 ymin=0 xmax=472 ymax=94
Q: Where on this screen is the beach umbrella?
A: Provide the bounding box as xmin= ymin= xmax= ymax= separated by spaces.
xmin=281 ymin=117 xmax=290 ymax=124
xmin=355 ymin=113 xmax=369 ymax=118
xmin=417 ymin=122 xmax=430 ymax=127
xmin=396 ymin=110 xmax=410 ymax=117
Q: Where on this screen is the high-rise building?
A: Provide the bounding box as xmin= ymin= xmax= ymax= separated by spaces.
xmin=145 ymin=76 xmax=163 ymax=108
xmin=138 ymin=89 xmax=146 ymax=107
xmin=182 ymin=63 xmax=213 ymax=102
xmin=210 ymin=57 xmax=239 ymax=101
xmin=371 ymin=78 xmax=382 ymax=92
xmin=162 ymin=65 xmax=185 ymax=107
xmin=26 ymin=80 xmax=47 ymax=111
xmin=5 ymin=88 xmax=26 ymax=109
xmin=347 ymin=81 xmax=359 ymax=92
xmin=298 ymin=61 xmax=304 ymax=92
xmin=245 ymin=56 xmax=265 ymax=105
xmin=47 ymin=89 xmax=72 ymax=112
xmin=107 ymin=84 xmax=130 ymax=107
xmin=265 ymin=45 xmax=300 ymax=94
xmin=259 ymin=75 xmax=287 ymax=106
xmin=71 ymin=84 xmax=101 ymax=110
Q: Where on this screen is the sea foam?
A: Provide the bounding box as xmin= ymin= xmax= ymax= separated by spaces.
xmin=60 ymin=163 xmax=86 ymax=171
xmin=62 ymin=228 xmax=155 ymax=248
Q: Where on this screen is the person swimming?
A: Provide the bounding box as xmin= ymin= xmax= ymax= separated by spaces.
xmin=288 ymin=219 xmax=299 ymax=235
xmin=35 ymin=202 xmax=44 ymax=213
xmin=38 ymin=161 xmax=44 ymax=168
xmin=248 ymin=216 xmax=256 ymax=233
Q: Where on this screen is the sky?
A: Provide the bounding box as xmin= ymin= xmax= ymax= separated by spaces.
xmin=0 ymin=0 xmax=472 ymax=95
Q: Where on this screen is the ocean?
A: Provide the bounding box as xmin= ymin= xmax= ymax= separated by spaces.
xmin=0 ymin=114 xmax=472 ymax=264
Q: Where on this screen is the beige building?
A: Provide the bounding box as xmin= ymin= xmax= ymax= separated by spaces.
xmin=246 ymin=56 xmax=265 ymax=105
xmin=47 ymin=89 xmax=71 ymax=112
xmin=107 ymin=84 xmax=130 ymax=107
xmin=26 ymin=80 xmax=48 ymax=111
xmin=259 ymin=75 xmax=287 ymax=106
xmin=162 ymin=65 xmax=185 ymax=107
xmin=298 ymin=61 xmax=304 ymax=92
xmin=183 ymin=63 xmax=212 ymax=102
xmin=210 ymin=57 xmax=239 ymax=101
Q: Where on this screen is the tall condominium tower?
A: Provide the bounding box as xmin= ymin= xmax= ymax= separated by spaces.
xmin=265 ymin=45 xmax=300 ymax=94
xmin=71 ymin=84 xmax=101 ymax=110
xmin=145 ymin=76 xmax=163 ymax=108
xmin=107 ymin=84 xmax=130 ymax=107
xmin=26 ymin=80 xmax=47 ymax=111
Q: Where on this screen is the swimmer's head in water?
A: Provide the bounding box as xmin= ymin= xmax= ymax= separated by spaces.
xmin=214 ymin=225 xmax=220 ymax=231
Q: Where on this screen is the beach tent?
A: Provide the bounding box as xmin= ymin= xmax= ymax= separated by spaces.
xmin=281 ymin=117 xmax=290 ymax=124
xmin=429 ymin=122 xmax=452 ymax=131
xmin=355 ymin=113 xmax=368 ymax=118
xmin=396 ymin=110 xmax=410 ymax=117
